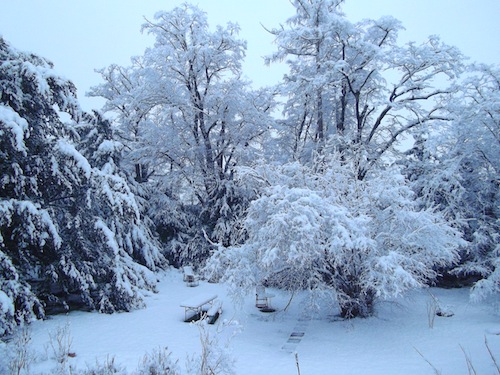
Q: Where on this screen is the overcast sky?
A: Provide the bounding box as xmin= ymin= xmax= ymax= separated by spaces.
xmin=1 ymin=0 xmax=499 ymax=111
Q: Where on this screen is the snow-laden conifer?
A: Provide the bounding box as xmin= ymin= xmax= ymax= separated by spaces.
xmin=0 ymin=37 xmax=165 ymax=336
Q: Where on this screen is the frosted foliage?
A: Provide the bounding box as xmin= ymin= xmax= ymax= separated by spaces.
xmin=450 ymin=65 xmax=499 ymax=300
xmin=211 ymin=160 xmax=462 ymax=317
xmin=90 ymin=4 xmax=273 ymax=263
xmin=0 ymin=38 xmax=79 ymax=119
xmin=1 ymin=37 xmax=165 ymax=335
xmin=268 ymin=0 xmax=463 ymax=177
xmin=89 ymin=164 xmax=164 ymax=271
xmin=471 ymin=249 xmax=500 ymax=303
xmin=55 ymin=139 xmax=92 ymax=179
xmin=247 ymin=187 xmax=327 ymax=279
xmin=0 ymin=291 xmax=12 ymax=315
xmin=403 ymin=63 xmax=499 ymax=302
xmin=95 ymin=219 xmax=120 ymax=254
xmin=93 ymin=219 xmax=157 ymax=312
xmin=0 ymin=251 xmax=43 ymax=336
xmin=0 ymin=104 xmax=28 ymax=154
xmin=0 ymin=199 xmax=62 ymax=249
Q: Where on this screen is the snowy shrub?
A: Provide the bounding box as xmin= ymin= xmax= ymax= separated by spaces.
xmin=48 ymin=323 xmax=73 ymax=365
xmin=186 ymin=321 xmax=237 ymax=375
xmin=136 ymin=347 xmax=180 ymax=375
xmin=0 ymin=213 xmax=47 ymax=336
xmin=82 ymin=356 xmax=126 ymax=375
xmin=6 ymin=326 xmax=35 ymax=375
xmin=210 ymin=161 xmax=463 ymax=318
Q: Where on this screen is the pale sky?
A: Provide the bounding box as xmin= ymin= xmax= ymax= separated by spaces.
xmin=1 ymin=0 xmax=499 ymax=111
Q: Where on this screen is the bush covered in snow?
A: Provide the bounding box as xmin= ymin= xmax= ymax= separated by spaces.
xmin=208 ymin=160 xmax=464 ymax=318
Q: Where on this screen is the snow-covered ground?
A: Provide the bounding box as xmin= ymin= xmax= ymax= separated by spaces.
xmin=3 ymin=269 xmax=499 ymax=374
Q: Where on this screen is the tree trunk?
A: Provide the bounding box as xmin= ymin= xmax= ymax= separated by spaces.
xmin=338 ymin=287 xmax=376 ymax=319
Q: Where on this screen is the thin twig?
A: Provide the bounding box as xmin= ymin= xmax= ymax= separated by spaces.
xmin=284 ymin=291 xmax=296 ymax=312
xmin=485 ymin=336 xmax=500 ymax=374
xmin=414 ymin=347 xmax=441 ymax=375
xmin=459 ymin=344 xmax=477 ymax=375
xmin=295 ymin=352 xmax=301 ymax=375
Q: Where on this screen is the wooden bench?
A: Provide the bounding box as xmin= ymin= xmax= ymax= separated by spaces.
xmin=182 ymin=266 xmax=199 ymax=287
xmin=180 ymin=293 xmax=218 ymax=322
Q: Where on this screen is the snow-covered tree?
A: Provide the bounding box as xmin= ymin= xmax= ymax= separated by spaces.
xmin=90 ymin=4 xmax=273 ymax=264
xmin=404 ymin=64 xmax=499 ymax=302
xmin=268 ymin=0 xmax=464 ymax=178
xmin=0 ymin=37 xmax=165 ymax=336
xmin=449 ymin=65 xmax=499 ymax=304
xmin=208 ymin=158 xmax=463 ymax=318
xmin=209 ymin=0 xmax=462 ymax=318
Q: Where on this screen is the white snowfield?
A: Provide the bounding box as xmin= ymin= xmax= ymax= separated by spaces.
xmin=5 ymin=269 xmax=499 ymax=374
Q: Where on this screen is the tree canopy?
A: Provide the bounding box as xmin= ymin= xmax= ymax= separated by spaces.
xmin=90 ymin=4 xmax=274 ymax=264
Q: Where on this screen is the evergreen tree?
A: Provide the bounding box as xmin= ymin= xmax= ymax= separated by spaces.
xmin=0 ymin=38 xmax=165 ymax=336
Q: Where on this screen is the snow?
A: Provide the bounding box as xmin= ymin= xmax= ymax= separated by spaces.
xmin=6 ymin=269 xmax=499 ymax=374
xmin=0 ymin=199 xmax=63 ymax=249
xmin=97 ymin=139 xmax=121 ymax=154
xmin=94 ymin=219 xmax=119 ymax=255
xmin=0 ymin=290 xmax=13 ymax=316
xmin=21 ymin=61 xmax=52 ymax=96
xmin=0 ymin=104 xmax=29 ymax=154
xmin=55 ymin=139 xmax=92 ymax=179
